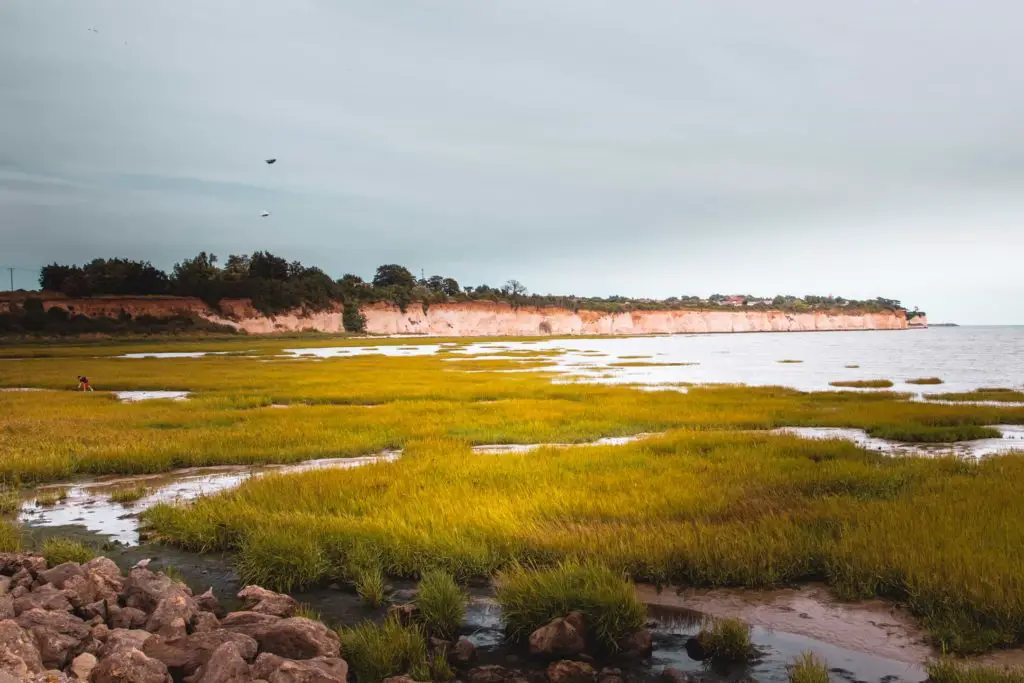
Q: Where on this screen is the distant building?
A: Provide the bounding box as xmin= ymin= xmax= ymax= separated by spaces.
xmin=724 ymin=295 xmax=746 ymax=307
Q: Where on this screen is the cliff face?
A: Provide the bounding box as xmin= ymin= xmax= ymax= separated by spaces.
xmin=2 ymin=296 xmax=913 ymax=336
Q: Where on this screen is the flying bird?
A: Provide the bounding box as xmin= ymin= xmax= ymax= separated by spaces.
xmin=260 ymin=210 xmax=271 ymax=218
xmin=87 ymin=27 xmax=99 ymax=33
xmin=265 ymin=158 xmax=276 ymax=165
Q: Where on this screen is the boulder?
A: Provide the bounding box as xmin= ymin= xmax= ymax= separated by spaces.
xmin=467 ymin=665 xmax=513 ymax=683
xmin=24 ymin=672 xmax=73 ymax=683
xmin=64 ymin=568 xmax=122 ymax=608
xmin=528 ymin=617 xmax=585 ymax=658
xmin=0 ymin=619 xmax=45 ymax=676
xmin=11 ymin=568 xmax=35 ymax=589
xmin=220 ymin=611 xmax=282 ymax=638
xmin=84 ymin=557 xmax=123 ymax=586
xmin=546 ymin=660 xmax=597 ymax=683
xmin=238 ymin=585 xmax=298 ymax=618
xmin=91 ymin=648 xmax=172 ymax=683
xmin=452 ymin=636 xmax=477 ymax=665
xmin=13 ymin=584 xmax=72 ymax=615
xmin=192 ymin=612 xmax=221 ymax=633
xmin=110 ymin=606 xmax=149 ymax=630
xmin=252 ymin=617 xmax=341 ymax=660
xmin=598 ymin=668 xmax=624 ymax=683
xmin=100 ymin=629 xmax=153 ymax=658
xmin=565 ymin=611 xmax=585 ymax=634
xmin=194 ymin=588 xmax=226 ymax=618
xmin=38 ymin=563 xmax=84 ymax=590
xmin=123 ymin=569 xmax=190 ymax=613
xmin=10 ymin=585 xmax=29 ymax=599
xmin=80 ymin=599 xmax=109 ymax=622
xmin=617 ymin=629 xmax=653 ymax=657
xmin=0 ymin=596 xmax=13 ymax=620
xmin=0 ymin=553 xmax=47 ymax=576
xmin=185 ymin=641 xmax=252 ymax=683
xmin=251 ymin=652 xmax=348 ymax=683
xmin=0 ymin=576 xmax=11 ymax=595
xmin=143 ymin=630 xmax=257 ymax=678
xmin=661 ymin=667 xmax=695 ymax=683
xmin=15 ymin=608 xmax=90 ymax=669
xmin=145 ymin=595 xmax=197 ymax=638
xmin=69 ymin=652 xmax=98 ymax=680
xmin=684 ymin=636 xmax=708 ymax=662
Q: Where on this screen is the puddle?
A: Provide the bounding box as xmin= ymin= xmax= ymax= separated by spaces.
xmin=114 ymin=390 xmax=190 ymax=402
xmin=118 ymin=351 xmax=229 ymax=359
xmin=774 ymin=425 xmax=1024 ymax=458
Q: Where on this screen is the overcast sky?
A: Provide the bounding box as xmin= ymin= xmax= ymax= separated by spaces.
xmin=2 ymin=1 xmax=1023 ymax=323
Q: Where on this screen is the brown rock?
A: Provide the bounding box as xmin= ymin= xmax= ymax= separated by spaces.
xmin=253 ymin=617 xmax=341 ymax=660
xmin=0 ymin=619 xmax=45 ymax=676
xmin=110 ymin=606 xmax=149 ymax=630
xmin=10 ymin=585 xmax=29 ymax=599
xmin=38 ymin=563 xmax=85 ymax=590
xmin=186 ymin=641 xmax=251 ymax=683
xmin=69 ymin=652 xmax=98 ymax=680
xmin=0 ymin=553 xmax=47 ymax=576
xmin=598 ymin=667 xmax=623 ymax=683
xmin=194 ymin=588 xmax=226 ymax=618
xmin=83 ymin=557 xmax=123 ymax=585
xmin=528 ymin=618 xmax=585 ymax=658
xmin=467 ymin=665 xmax=513 ymax=683
xmin=145 ymin=595 xmax=197 ymax=638
xmin=565 ymin=611 xmax=585 ymax=634
xmin=100 ymin=629 xmax=152 ymax=658
xmin=546 ymin=660 xmax=597 ymax=683
xmin=238 ymin=585 xmax=298 ymax=618
xmin=452 ymin=636 xmax=477 ymax=665
xmin=80 ymin=599 xmax=109 ymax=622
xmin=0 ymin=576 xmax=11 ymax=595
xmin=123 ymin=569 xmax=190 ymax=614
xmin=220 ymin=611 xmax=282 ymax=638
xmin=192 ymin=612 xmax=221 ymax=633
xmin=91 ymin=647 xmax=172 ymax=683
xmin=143 ymin=629 xmax=257 ymax=678
xmin=15 ymin=608 xmax=90 ymax=670
xmin=90 ymin=624 xmax=110 ymax=642
xmin=617 ymin=629 xmax=653 ymax=657
xmin=11 ymin=568 xmax=34 ymax=589
xmin=382 ymin=677 xmax=418 ymax=683
xmin=13 ymin=585 xmax=73 ymax=616
xmin=251 ymin=652 xmax=348 ymax=683
xmin=0 ymin=596 xmax=13 ymax=620
xmin=661 ymin=667 xmax=694 ymax=683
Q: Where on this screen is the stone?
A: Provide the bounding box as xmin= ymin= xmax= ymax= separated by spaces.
xmin=452 ymin=636 xmax=477 ymax=665
xmin=91 ymin=648 xmax=172 ymax=683
xmin=15 ymin=608 xmax=90 ymax=670
xmin=192 ymin=611 xmax=221 ymax=633
xmin=110 ymin=606 xmax=149 ymax=630
xmin=13 ymin=584 xmax=72 ymax=615
xmin=145 ymin=595 xmax=197 ymax=638
xmin=617 ymin=629 xmax=653 ymax=657
xmin=0 ymin=596 xmax=13 ymax=620
xmin=251 ymin=652 xmax=348 ymax=683
xmin=0 ymin=576 xmax=11 ymax=595
xmin=143 ymin=629 xmax=257 ymax=678
xmin=220 ymin=610 xmax=282 ymax=637
xmin=661 ymin=667 xmax=693 ymax=683
xmin=546 ymin=660 xmax=597 ymax=683
xmin=598 ymin=668 xmax=624 ymax=683
xmin=80 ymin=599 xmax=109 ymax=622
xmin=83 ymin=557 xmax=123 ymax=586
xmin=0 ymin=553 xmax=47 ymax=576
xmin=253 ymin=617 xmax=341 ymax=660
xmin=186 ymin=641 xmax=252 ymax=683
xmin=194 ymin=588 xmax=226 ymax=618
xmin=100 ymin=629 xmax=153 ymax=658
xmin=467 ymin=665 xmax=513 ymax=683
xmin=11 ymin=585 xmax=29 ymax=599
xmin=38 ymin=563 xmax=85 ymax=590
xmin=528 ymin=617 xmax=585 ymax=658
xmin=12 ymin=568 xmax=34 ymax=589
xmin=69 ymin=652 xmax=98 ymax=680
xmin=565 ymin=611 xmax=585 ymax=634
xmin=123 ymin=568 xmax=190 ymax=614
xmin=684 ymin=636 xmax=708 ymax=662
xmin=0 ymin=618 xmax=45 ymax=676
xmin=382 ymin=677 xmax=418 ymax=683
xmin=238 ymin=585 xmax=298 ymax=618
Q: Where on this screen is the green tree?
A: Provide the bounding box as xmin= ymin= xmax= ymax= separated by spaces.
xmin=372 ymin=264 xmax=415 ymax=290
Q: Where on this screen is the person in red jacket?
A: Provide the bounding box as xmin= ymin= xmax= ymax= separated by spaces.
xmin=77 ymin=375 xmax=94 ymax=392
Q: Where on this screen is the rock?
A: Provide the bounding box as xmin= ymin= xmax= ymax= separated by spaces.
xmin=382 ymin=677 xmax=418 ymax=683
xmin=11 ymin=585 xmax=29 ymax=599
xmin=238 ymin=585 xmax=298 ymax=618
xmin=220 ymin=611 xmax=282 ymax=637
xmin=69 ymin=652 xmax=97 ymax=680
xmin=253 ymin=617 xmax=341 ymax=660
xmin=617 ymin=629 xmax=653 ymax=657
xmin=192 ymin=612 xmax=221 ymax=633
xmin=90 ymin=624 xmax=110 ymax=643
xmin=565 ymin=611 xmax=585 ymax=634
xmin=452 ymin=636 xmax=477 ymax=665
xmin=194 ymin=588 xmax=226 ymax=618
xmin=143 ymin=630 xmax=257 ymax=678
xmin=91 ymin=647 xmax=172 ymax=683
xmin=38 ymin=563 xmax=85 ymax=590
xmin=15 ymin=608 xmax=90 ymax=670
xmin=145 ymin=595 xmax=197 ymax=638
xmin=547 ymin=660 xmax=597 ymax=683
xmin=0 ymin=576 xmax=11 ymax=595
xmin=84 ymin=557 xmax=122 ymax=585
xmin=684 ymin=636 xmax=708 ymax=662
xmin=0 ymin=597 xmax=13 ymax=620
xmin=388 ymin=602 xmax=419 ymax=626
xmin=110 ymin=606 xmax=149 ymax=630
xmin=13 ymin=585 xmax=72 ymax=615
xmin=528 ymin=617 xmax=585 ymax=658
xmin=250 ymin=652 xmax=348 ymax=683
xmin=0 ymin=619 xmax=44 ymax=676
xmin=80 ymin=599 xmax=109 ymax=622
xmin=0 ymin=553 xmax=47 ymax=576
xmin=598 ymin=668 xmax=623 ymax=683
xmin=467 ymin=665 xmax=513 ymax=683
xmin=123 ymin=569 xmax=190 ymax=614
xmin=100 ymin=629 xmax=152 ymax=658
xmin=661 ymin=667 xmax=694 ymax=683
xmin=12 ymin=568 xmax=35 ymax=589
xmin=186 ymin=641 xmax=251 ymax=683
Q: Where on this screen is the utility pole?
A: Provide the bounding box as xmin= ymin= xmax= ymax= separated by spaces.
xmin=6 ymin=267 xmax=12 ymax=292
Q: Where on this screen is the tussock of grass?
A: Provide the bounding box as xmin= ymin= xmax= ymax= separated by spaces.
xmin=295 ymin=602 xmax=322 ymax=622
xmin=354 ymin=566 xmax=387 ymax=607
xmin=907 ymin=377 xmax=944 ymax=385
xmin=929 ymin=389 xmax=1024 ymax=403
xmin=496 ymin=561 xmax=646 ymax=651
xmin=0 ymin=488 xmax=20 ymax=515
xmin=235 ymin=528 xmax=328 ymax=593
xmin=339 ymin=618 xmax=429 ymax=683
xmin=162 ymin=565 xmax=185 ymax=583
xmin=830 ymin=379 xmax=894 ymax=388
xmin=698 ymin=617 xmax=754 ymax=664
xmin=0 ymin=520 xmax=22 ymax=552
xmin=608 ymin=361 xmax=697 ymax=368
xmin=109 ymin=485 xmax=149 ymax=504
xmin=35 ymin=487 xmax=67 ymax=506
xmin=867 ymin=424 xmax=1001 ymax=442
xmin=927 ymin=660 xmax=1024 ymax=683
xmin=845 ymin=364 xmax=860 ymax=369
xmin=788 ymin=652 xmax=830 ymax=683
xmin=41 ymin=537 xmax=95 ymax=565
xmin=416 ymin=569 xmax=465 ymax=639
xmin=778 ymin=359 xmax=803 ymax=364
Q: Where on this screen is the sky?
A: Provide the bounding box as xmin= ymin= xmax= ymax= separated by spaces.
xmin=2 ymin=1 xmax=1023 ymax=324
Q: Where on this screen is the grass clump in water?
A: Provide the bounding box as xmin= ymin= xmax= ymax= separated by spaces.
xmin=35 ymin=487 xmax=68 ymax=507
xmin=845 ymin=364 xmax=860 ymax=368
xmin=0 ymin=487 xmax=20 ymax=515
xmin=339 ymin=618 xmax=429 ymax=683
xmin=41 ymin=537 xmax=95 ymax=565
xmin=416 ymin=569 xmax=466 ymax=639
xmin=697 ymin=617 xmax=755 ymax=664
xmin=867 ymin=423 xmax=1001 ymax=442
xmin=829 ymin=379 xmax=894 ymax=388
xmin=778 ymin=359 xmax=804 ymax=364
xmin=236 ymin=529 xmax=328 ymax=593
xmin=496 ymin=560 xmax=646 ymax=652
xmin=354 ymin=566 xmax=387 ymax=607
xmin=788 ymin=652 xmax=830 ymax=683
xmin=928 ymin=389 xmax=1024 ymax=403
xmin=927 ymin=660 xmax=1024 ymax=683
xmin=907 ymin=377 xmax=944 ymax=385
xmin=0 ymin=520 xmax=22 ymax=552
xmin=109 ymin=485 xmax=149 ymax=504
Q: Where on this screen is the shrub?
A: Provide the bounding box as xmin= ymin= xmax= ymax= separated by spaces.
xmin=698 ymin=617 xmax=754 ymax=664
xmin=495 ymin=560 xmax=646 ymax=651
xmin=0 ymin=521 xmax=22 ymax=552
xmin=41 ymin=537 xmax=96 ymax=565
xmin=789 ymin=652 xmax=830 ymax=683
xmin=339 ymin=618 xmax=428 ymax=683
xmin=416 ymin=569 xmax=466 ymax=639
xmin=343 ymin=302 xmax=367 ymax=333
xmin=927 ymin=660 xmax=1024 ymax=683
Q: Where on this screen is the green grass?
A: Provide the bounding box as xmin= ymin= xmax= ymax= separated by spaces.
xmin=0 ymin=488 xmax=20 ymax=514
xmin=108 ymin=485 xmax=149 ymax=504
xmin=162 ymin=565 xmax=185 ymax=583
xmin=295 ymin=602 xmax=322 ymax=622
xmin=778 ymin=360 xmax=803 ymax=364
xmin=926 ymin=660 xmax=1024 ymax=683
xmin=416 ymin=569 xmax=466 ymax=639
xmin=0 ymin=520 xmax=22 ymax=552
xmin=339 ymin=618 xmax=429 ymax=683
xmin=41 ymin=537 xmax=96 ymax=565
xmin=354 ymin=566 xmax=387 ymax=607
xmin=788 ymin=652 xmax=830 ymax=683
xmin=495 ymin=561 xmax=646 ymax=651
xmin=829 ymin=379 xmax=895 ymax=388
xmin=34 ymin=487 xmax=68 ymax=506
xmin=928 ymin=389 xmax=1024 ymax=403
xmin=907 ymin=377 xmax=944 ymax=385
xmin=234 ymin=527 xmax=329 ymax=593
xmin=867 ymin=424 xmax=1002 ymax=443
xmin=697 ymin=617 xmax=754 ymax=664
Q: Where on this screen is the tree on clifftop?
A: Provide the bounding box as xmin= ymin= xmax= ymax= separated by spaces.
xmin=372 ymin=264 xmax=415 ymax=290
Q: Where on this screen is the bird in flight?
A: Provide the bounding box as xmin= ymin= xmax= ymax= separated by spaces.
xmin=265 ymin=158 xmax=277 ymax=165
xmin=261 ymin=210 xmax=271 ymax=218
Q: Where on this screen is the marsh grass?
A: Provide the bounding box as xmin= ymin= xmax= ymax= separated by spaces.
xmin=927 ymin=660 xmax=1024 ymax=683
xmin=867 ymin=424 xmax=1001 ymax=442
xmin=0 ymin=520 xmax=22 ymax=551
xmin=339 ymin=618 xmax=429 ymax=683
xmin=907 ymin=377 xmax=944 ymax=385
xmin=698 ymin=617 xmax=754 ymax=664
xmin=0 ymin=488 xmax=20 ymax=514
xmin=778 ymin=359 xmax=803 ymax=364
xmin=41 ymin=537 xmax=95 ymax=565
xmin=496 ymin=561 xmax=646 ymax=651
xmin=295 ymin=602 xmax=322 ymax=622
xmin=788 ymin=652 xmax=830 ymax=683
xmin=608 ymin=361 xmax=697 ymax=368
xmin=416 ymin=569 xmax=465 ymax=639
xmin=35 ymin=487 xmax=68 ymax=507
xmin=845 ymin=364 xmax=860 ymax=369
xmin=829 ymin=379 xmax=894 ymax=388
xmin=354 ymin=566 xmax=387 ymax=607
xmin=235 ymin=528 xmax=328 ymax=592
xmin=109 ymin=485 xmax=149 ymax=504
xmin=929 ymin=389 xmax=1024 ymax=403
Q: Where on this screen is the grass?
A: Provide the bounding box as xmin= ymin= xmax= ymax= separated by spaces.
xmin=34 ymin=487 xmax=68 ymax=506
xmin=926 ymin=660 xmax=1024 ymax=683
xmin=0 ymin=520 xmax=22 ymax=552
xmin=108 ymin=485 xmax=149 ymax=504
xmin=788 ymin=652 xmax=830 ymax=683
xmin=416 ymin=569 xmax=466 ymax=639
xmin=0 ymin=487 xmax=20 ymax=514
xmin=844 ymin=364 xmax=860 ymax=369
xmin=608 ymin=361 xmax=697 ymax=368
xmin=778 ymin=360 xmax=803 ymax=364
xmin=41 ymin=537 xmax=96 ymax=565
xmin=162 ymin=565 xmax=185 ymax=583
xmin=295 ymin=602 xmax=322 ymax=622
xmin=928 ymin=389 xmax=1024 ymax=403
xmin=829 ymin=379 xmax=894 ymax=388
xmin=697 ymin=617 xmax=754 ymax=664
xmin=907 ymin=377 xmax=944 ymax=385
xmin=339 ymin=618 xmax=429 ymax=683
xmin=354 ymin=566 xmax=387 ymax=607
xmin=495 ymin=561 xmax=646 ymax=651
xmin=235 ymin=527 xmax=329 ymax=593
